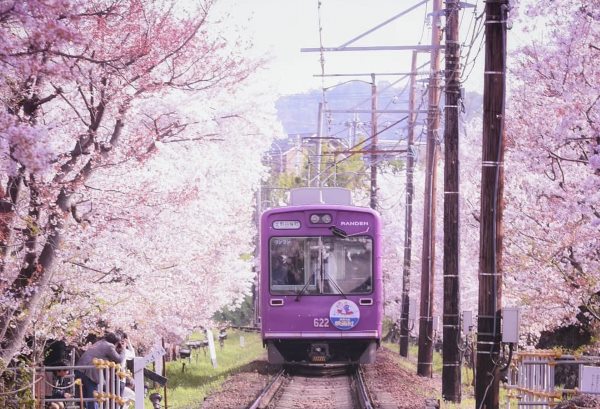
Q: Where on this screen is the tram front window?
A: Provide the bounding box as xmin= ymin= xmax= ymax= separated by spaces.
xmin=269 ymin=236 xmax=373 ymax=295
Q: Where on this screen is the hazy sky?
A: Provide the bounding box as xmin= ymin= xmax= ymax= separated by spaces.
xmin=217 ymin=0 xmax=487 ymax=96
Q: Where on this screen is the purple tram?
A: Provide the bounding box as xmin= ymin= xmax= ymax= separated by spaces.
xmin=259 ymin=188 xmax=382 ymax=364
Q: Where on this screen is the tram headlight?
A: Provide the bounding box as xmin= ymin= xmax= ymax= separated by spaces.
xmin=309 ymin=213 xmax=332 ymax=224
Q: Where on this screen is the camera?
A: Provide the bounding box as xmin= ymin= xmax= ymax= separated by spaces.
xmin=149 ymin=392 xmax=162 ymax=409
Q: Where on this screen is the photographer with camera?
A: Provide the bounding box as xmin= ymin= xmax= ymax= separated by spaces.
xmin=75 ymin=332 xmax=126 ymax=409
xmin=115 ymin=331 xmax=136 ymax=407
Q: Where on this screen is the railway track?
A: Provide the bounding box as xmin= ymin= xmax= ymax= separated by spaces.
xmin=248 ymin=364 xmax=373 ymax=409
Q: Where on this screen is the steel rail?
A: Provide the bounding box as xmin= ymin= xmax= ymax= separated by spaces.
xmin=247 ymin=365 xmax=375 ymax=409
xmin=353 ymin=366 xmax=374 ymax=409
xmin=246 ymin=368 xmax=286 ymax=409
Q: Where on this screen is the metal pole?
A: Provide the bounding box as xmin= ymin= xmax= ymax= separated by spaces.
xmin=369 ymin=74 xmax=378 ymax=210
xmin=134 ymin=357 xmax=145 ymax=409
xmin=314 ymin=102 xmax=325 ymax=187
xmin=400 ymin=51 xmax=418 ymax=358
xmin=417 ymin=0 xmax=442 ymax=378
xmin=163 ymin=338 xmax=168 ymax=408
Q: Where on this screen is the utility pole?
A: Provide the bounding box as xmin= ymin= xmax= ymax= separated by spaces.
xmin=417 ymin=0 xmax=442 ymax=378
xmin=253 ymin=187 xmax=262 ymax=327
xmin=370 ymin=73 xmax=378 ymax=210
xmin=442 ymin=0 xmax=462 ymax=402
xmin=348 ymin=114 xmax=359 ymax=146
xmin=399 ymin=51 xmax=418 ymax=358
xmin=313 ymin=102 xmax=325 ymax=187
xmin=475 ymin=0 xmax=508 ymax=407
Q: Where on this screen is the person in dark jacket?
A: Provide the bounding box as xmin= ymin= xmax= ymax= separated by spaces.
xmin=75 ymin=332 xmax=125 ymax=409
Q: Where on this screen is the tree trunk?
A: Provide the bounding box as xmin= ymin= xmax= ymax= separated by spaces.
xmin=0 ymin=105 xmax=128 ymax=365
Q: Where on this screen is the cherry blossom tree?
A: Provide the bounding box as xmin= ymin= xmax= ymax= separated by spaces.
xmin=36 ymin=103 xmax=275 ymax=345
xmin=378 ymin=166 xmax=426 ymax=322
xmin=0 ymin=0 xmax=277 ymax=363
xmin=504 ymin=0 xmax=599 ymax=334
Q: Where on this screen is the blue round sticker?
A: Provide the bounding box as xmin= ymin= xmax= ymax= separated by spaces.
xmin=329 ymin=300 xmax=360 ymax=330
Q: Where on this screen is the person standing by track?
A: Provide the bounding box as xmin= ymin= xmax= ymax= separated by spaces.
xmin=75 ymin=332 xmax=126 ymax=409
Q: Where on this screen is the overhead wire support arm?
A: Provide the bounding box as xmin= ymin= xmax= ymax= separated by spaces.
xmin=301 ymin=45 xmax=438 ymax=53
xmin=332 ymin=149 xmax=408 ymax=155
xmin=326 ymin=109 xmax=428 ymax=114
xmin=338 ymin=0 xmax=429 ymax=47
xmin=302 ymin=1 xmax=434 ymax=53
xmin=314 ymin=72 xmax=432 ymax=77
xmin=303 ymin=4 xmax=436 ymax=52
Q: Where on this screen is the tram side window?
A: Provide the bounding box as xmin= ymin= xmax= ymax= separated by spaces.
xmin=339 ymin=239 xmax=373 ymax=294
xmin=270 ymin=238 xmax=306 ymax=288
xmin=345 ymin=250 xmax=372 ymax=292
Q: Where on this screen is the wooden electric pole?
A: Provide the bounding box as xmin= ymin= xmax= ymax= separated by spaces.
xmin=442 ymin=0 xmax=462 ymax=402
xmin=475 ymin=0 xmax=508 ymax=407
xmin=370 ymin=73 xmax=378 ymax=210
xmin=417 ymin=0 xmax=442 ymax=378
xmin=399 ymin=51 xmax=418 ymax=358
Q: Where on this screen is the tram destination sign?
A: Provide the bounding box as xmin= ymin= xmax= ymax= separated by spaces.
xmin=272 ymin=220 xmax=300 ymax=230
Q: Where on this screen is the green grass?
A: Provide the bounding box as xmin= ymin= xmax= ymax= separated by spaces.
xmin=146 ymin=330 xmax=264 ymax=409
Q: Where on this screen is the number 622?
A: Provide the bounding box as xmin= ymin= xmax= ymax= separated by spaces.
xmin=313 ymin=318 xmax=329 ymax=327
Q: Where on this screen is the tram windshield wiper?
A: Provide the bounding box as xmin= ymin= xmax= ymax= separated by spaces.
xmin=329 ymin=226 xmax=348 ymax=238
xmin=295 ymin=273 xmax=315 ymax=301
xmin=324 ymin=272 xmax=347 ymax=298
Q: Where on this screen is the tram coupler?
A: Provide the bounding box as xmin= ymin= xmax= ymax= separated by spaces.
xmin=309 ymin=343 xmax=330 ymax=363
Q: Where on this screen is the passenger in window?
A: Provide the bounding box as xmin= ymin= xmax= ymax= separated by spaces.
xmin=348 ymin=252 xmax=368 ymax=276
xmin=348 ymin=252 xmax=372 ymax=292
xmin=272 ymin=256 xmax=288 ymax=285
xmin=286 ymin=260 xmax=304 ymax=285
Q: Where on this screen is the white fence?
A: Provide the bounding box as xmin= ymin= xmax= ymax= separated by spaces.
xmin=504 ymin=349 xmax=600 ymax=408
xmin=40 ymin=360 xmax=132 ymax=409
xmin=0 ymin=360 xmax=137 ymax=409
